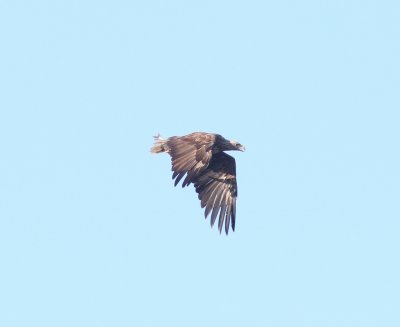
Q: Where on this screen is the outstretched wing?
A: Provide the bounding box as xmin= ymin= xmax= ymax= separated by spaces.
xmin=167 ymin=133 xmax=215 ymax=187
xmin=193 ymin=152 xmax=237 ymax=234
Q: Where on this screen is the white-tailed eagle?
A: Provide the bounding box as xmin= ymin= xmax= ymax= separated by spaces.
xmin=151 ymin=132 xmax=245 ymax=234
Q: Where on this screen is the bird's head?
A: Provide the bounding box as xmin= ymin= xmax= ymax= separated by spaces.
xmin=229 ymin=140 xmax=246 ymax=152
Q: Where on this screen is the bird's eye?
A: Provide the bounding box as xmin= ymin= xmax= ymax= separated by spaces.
xmin=236 ymin=143 xmax=241 ymax=147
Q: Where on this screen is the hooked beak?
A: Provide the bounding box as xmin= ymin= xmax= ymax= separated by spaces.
xmin=239 ymin=145 xmax=246 ymax=152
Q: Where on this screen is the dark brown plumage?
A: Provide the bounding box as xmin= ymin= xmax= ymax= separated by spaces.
xmin=151 ymin=132 xmax=245 ymax=234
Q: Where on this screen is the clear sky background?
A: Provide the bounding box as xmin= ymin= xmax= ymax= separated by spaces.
xmin=1 ymin=1 xmax=399 ymax=326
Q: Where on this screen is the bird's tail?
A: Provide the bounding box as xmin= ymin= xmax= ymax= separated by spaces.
xmin=150 ymin=134 xmax=167 ymax=153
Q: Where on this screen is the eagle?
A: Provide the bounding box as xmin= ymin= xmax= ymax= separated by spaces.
xmin=150 ymin=132 xmax=245 ymax=234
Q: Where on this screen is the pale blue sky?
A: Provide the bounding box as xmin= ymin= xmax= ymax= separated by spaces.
xmin=1 ymin=1 xmax=399 ymax=326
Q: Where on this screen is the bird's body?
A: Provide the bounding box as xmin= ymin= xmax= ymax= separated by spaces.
xmin=151 ymin=132 xmax=244 ymax=234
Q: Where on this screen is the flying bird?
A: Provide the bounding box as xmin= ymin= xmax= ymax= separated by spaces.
xmin=150 ymin=132 xmax=245 ymax=234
